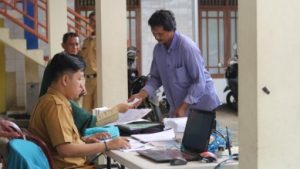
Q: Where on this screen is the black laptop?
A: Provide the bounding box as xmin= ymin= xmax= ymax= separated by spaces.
xmin=137 ymin=109 xmax=216 ymax=162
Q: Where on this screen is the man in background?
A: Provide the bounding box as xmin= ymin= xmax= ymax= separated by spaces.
xmin=40 ymin=32 xmax=82 ymax=97
xmin=79 ymin=11 xmax=97 ymax=112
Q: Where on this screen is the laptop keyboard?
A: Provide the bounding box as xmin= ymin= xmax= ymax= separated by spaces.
xmin=138 ymin=149 xmax=199 ymax=162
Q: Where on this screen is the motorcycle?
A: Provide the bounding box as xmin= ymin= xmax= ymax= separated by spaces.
xmin=158 ymin=92 xmax=170 ymax=118
xmin=127 ymin=46 xmax=139 ymax=96
xmin=127 ymin=47 xmax=163 ymax=122
xmin=224 ymin=55 xmax=238 ymax=110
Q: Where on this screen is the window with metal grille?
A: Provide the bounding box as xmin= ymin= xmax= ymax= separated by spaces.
xmin=199 ymin=0 xmax=238 ymax=78
xmin=127 ymin=0 xmax=141 ymax=74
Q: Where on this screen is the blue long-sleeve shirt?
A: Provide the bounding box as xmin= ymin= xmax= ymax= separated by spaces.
xmin=143 ymin=32 xmax=220 ymax=117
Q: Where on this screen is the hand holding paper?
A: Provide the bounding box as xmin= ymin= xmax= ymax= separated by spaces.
xmin=127 ymin=98 xmax=140 ymax=106
xmin=108 ymin=108 xmax=152 ymax=125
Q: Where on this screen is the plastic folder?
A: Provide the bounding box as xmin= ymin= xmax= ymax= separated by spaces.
xmin=84 ymin=125 xmax=120 ymax=138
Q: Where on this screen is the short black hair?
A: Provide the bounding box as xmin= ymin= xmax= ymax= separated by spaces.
xmin=62 ymin=32 xmax=79 ymax=44
xmin=89 ymin=11 xmax=95 ymax=19
xmin=148 ymin=9 xmax=176 ymax=31
xmin=48 ymin=53 xmax=86 ymax=82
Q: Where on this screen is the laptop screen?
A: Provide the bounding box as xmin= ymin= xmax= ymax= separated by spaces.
xmin=181 ymin=109 xmax=216 ymax=153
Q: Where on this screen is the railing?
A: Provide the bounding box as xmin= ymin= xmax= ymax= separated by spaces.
xmin=67 ymin=7 xmax=92 ymax=38
xmin=0 ymin=0 xmax=90 ymax=43
xmin=0 ymin=0 xmax=48 ymax=42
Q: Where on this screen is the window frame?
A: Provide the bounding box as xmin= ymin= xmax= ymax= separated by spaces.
xmin=198 ymin=0 xmax=238 ymax=78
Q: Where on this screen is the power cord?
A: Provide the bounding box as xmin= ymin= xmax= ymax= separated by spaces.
xmin=213 ymin=126 xmax=238 ymax=169
xmin=88 ymin=153 xmax=103 ymax=165
xmin=214 ymin=153 xmax=238 ymax=169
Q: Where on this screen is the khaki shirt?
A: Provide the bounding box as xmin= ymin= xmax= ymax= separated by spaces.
xmin=29 ymin=88 xmax=92 ymax=169
xmin=80 ymin=36 xmax=97 ymax=75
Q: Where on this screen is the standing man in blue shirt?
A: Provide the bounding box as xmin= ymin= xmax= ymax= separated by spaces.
xmin=130 ymin=9 xmax=220 ymax=117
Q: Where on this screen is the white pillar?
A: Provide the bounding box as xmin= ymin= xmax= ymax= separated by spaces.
xmin=95 ymin=0 xmax=127 ymax=107
xmin=47 ymin=0 xmax=67 ymax=58
xmin=239 ymin=0 xmax=300 ymax=169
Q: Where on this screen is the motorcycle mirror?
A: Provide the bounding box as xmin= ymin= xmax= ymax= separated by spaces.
xmin=232 ymin=42 xmax=237 ymax=51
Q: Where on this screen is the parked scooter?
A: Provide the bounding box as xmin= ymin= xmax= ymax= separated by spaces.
xmin=127 ymin=47 xmax=163 ymax=122
xmin=159 ymin=92 xmax=169 ymax=118
xmin=127 ymin=46 xmax=139 ymax=96
xmin=224 ymin=54 xmax=238 ymax=110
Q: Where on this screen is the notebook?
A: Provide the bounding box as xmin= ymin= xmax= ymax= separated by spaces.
xmin=137 ymin=109 xmax=216 ymax=162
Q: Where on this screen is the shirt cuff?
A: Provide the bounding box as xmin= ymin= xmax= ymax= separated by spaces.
xmin=142 ymin=85 xmax=156 ymax=98
xmin=95 ymin=107 xmax=119 ymax=126
xmin=184 ymin=95 xmax=199 ymax=105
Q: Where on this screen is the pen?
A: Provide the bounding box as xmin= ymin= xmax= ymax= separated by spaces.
xmin=130 ymin=136 xmax=147 ymax=144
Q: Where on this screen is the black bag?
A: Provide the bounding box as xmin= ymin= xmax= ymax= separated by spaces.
xmin=117 ymin=121 xmax=164 ymax=136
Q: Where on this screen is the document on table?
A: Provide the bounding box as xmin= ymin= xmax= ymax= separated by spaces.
xmin=120 ymin=138 xmax=154 ymax=152
xmin=108 ymin=108 xmax=151 ymax=125
xmin=131 ymin=129 xmax=175 ymax=142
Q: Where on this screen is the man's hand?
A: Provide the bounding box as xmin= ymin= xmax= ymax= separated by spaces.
xmin=107 ymin=137 xmax=130 ymax=150
xmin=116 ymin=103 xmax=133 ymax=113
xmin=174 ymin=102 xmax=189 ymax=117
xmin=128 ymin=90 xmax=148 ymax=108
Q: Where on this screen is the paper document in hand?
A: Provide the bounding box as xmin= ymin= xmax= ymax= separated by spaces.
xmin=127 ymin=98 xmax=140 ymax=106
xmin=131 ymin=129 xmax=175 ymax=142
xmin=108 ymin=108 xmax=151 ymax=125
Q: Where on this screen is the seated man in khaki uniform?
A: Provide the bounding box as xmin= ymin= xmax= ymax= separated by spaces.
xmin=29 ymin=53 xmax=130 ymax=169
xmin=40 ymin=32 xmax=131 ymax=136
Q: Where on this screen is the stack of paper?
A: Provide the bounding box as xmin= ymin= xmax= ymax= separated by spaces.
xmin=163 ymin=117 xmax=187 ymax=132
xmin=131 ymin=129 xmax=175 ymax=142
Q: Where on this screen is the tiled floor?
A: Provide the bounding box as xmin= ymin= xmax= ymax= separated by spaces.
xmin=216 ymin=104 xmax=239 ymax=146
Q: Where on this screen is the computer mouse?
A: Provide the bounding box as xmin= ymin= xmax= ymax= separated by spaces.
xmin=200 ymin=151 xmax=217 ymax=163
xmin=170 ymin=157 xmax=188 ymax=166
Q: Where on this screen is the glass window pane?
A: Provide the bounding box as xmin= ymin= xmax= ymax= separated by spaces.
xmin=231 ymin=11 xmax=236 ymax=17
xmin=208 ymin=11 xmax=217 ymax=17
xmin=208 ymin=19 xmax=218 ymax=67
xmin=202 ymin=11 xmax=206 ymax=17
xmin=209 ymin=68 xmax=218 ymax=74
xmin=131 ymin=11 xmax=136 ymax=17
xmin=201 ymin=19 xmax=207 ymax=66
xmin=220 ymin=67 xmax=225 ymax=74
xmin=219 ymin=19 xmax=224 ymax=67
xmin=219 ymin=11 xmax=223 ymax=17
xmin=231 ymin=17 xmax=237 ymax=58
xmin=130 ymin=19 xmax=136 ymax=47
xmin=127 ymin=20 xmax=130 ymax=40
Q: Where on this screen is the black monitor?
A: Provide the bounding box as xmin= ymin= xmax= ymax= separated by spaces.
xmin=181 ymin=109 xmax=216 ymax=153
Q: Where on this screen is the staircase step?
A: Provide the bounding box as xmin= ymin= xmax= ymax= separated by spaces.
xmin=0 ymin=28 xmax=10 ymax=40
xmin=10 ymin=39 xmax=27 ymax=51
xmin=0 ymin=27 xmax=44 ymax=66
xmin=26 ymin=49 xmax=45 ymax=65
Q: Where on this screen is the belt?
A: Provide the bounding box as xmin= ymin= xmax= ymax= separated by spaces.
xmin=85 ymin=73 xmax=97 ymax=79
